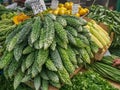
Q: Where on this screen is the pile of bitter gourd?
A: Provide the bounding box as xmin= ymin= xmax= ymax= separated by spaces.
xmin=0 ymin=14 xmax=101 ymax=90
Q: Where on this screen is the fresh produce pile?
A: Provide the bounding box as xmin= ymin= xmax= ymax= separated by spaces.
xmin=0 ymin=4 xmax=15 ymax=19
xmin=0 ymin=74 xmax=32 ymax=90
xmin=91 ymin=55 xmax=120 ymax=83
xmin=86 ymin=20 xmax=111 ymax=50
xmin=60 ymin=70 xmax=118 ymax=90
xmin=48 ymin=2 xmax=89 ymax=17
xmin=88 ymin=5 xmax=120 ymax=47
xmin=0 ymin=12 xmax=17 ymax=56
xmin=0 ymin=13 xmax=110 ymax=90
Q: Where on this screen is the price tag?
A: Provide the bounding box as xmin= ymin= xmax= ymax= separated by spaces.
xmin=31 ymin=0 xmax=46 ymax=15
xmin=72 ymin=4 xmax=79 ymax=14
xmin=50 ymin=0 xmax=59 ymax=10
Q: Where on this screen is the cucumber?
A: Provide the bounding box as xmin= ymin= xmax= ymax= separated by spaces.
xmin=56 ymin=16 xmax=67 ymax=27
xmin=40 ymin=70 xmax=49 ymax=80
xmin=65 ymin=26 xmax=77 ymax=37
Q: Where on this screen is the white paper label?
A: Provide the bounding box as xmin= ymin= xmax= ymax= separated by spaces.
xmin=72 ymin=4 xmax=79 ymax=14
xmin=50 ymin=0 xmax=59 ymax=10
xmin=31 ymin=0 xmax=46 ymax=15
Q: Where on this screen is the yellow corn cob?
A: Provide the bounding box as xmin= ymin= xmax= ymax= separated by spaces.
xmin=90 ymin=22 xmax=111 ymax=45
xmin=90 ymin=20 xmax=110 ymax=38
xmin=86 ymin=24 xmax=107 ymax=46
xmin=90 ymin=33 xmax=104 ymax=48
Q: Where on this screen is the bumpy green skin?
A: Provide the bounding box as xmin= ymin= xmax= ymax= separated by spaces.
xmin=39 ymin=28 xmax=44 ymax=49
xmin=56 ymin=16 xmax=67 ymax=27
xmin=25 ymin=52 xmax=35 ymax=69
xmin=78 ymin=34 xmax=90 ymax=45
xmin=58 ymin=47 xmax=75 ymax=74
xmin=79 ymin=48 xmax=91 ymax=64
xmin=47 ymin=14 xmax=56 ymax=21
xmin=46 ymin=70 xmax=59 ymax=83
xmin=6 ymin=21 xmax=32 ymax=52
xmin=66 ymin=46 xmax=77 ymax=66
xmin=50 ymin=49 xmax=71 ymax=85
xmin=34 ymin=40 xmax=40 ymax=49
xmin=13 ymin=70 xmax=24 ymax=89
xmin=54 ymin=21 xmax=68 ymax=43
xmin=50 ymin=38 xmax=56 ymax=51
xmin=30 ymin=16 xmax=41 ymax=44
xmin=0 ymin=51 xmax=13 ymax=69
xmin=14 ymin=43 xmax=26 ymax=61
xmin=23 ymin=46 xmax=34 ymax=55
xmin=17 ymin=22 xmax=32 ymax=44
xmin=8 ymin=59 xmax=20 ymax=78
xmin=65 ymin=26 xmax=77 ymax=37
xmin=32 ymin=62 xmax=39 ymax=78
xmin=85 ymin=46 xmax=94 ymax=58
xmin=50 ymin=49 xmax=63 ymax=69
xmin=58 ymin=67 xmax=72 ymax=85
xmin=22 ymin=74 xmax=31 ymax=83
xmin=21 ymin=57 xmax=27 ymax=73
xmin=64 ymin=17 xmax=80 ymax=29
xmin=37 ymin=49 xmax=49 ymax=68
xmin=49 ymin=81 xmax=61 ymax=88
xmin=45 ymin=59 xmax=57 ymax=71
xmin=41 ymin=79 xmax=49 ymax=90
xmin=44 ymin=16 xmax=55 ymax=50
xmin=66 ymin=31 xmax=76 ymax=46
xmin=34 ymin=75 xmax=41 ymax=90
xmin=90 ymin=41 xmax=99 ymax=53
xmin=40 ymin=70 xmax=49 ymax=80
xmin=56 ymin=36 xmax=67 ymax=49
xmin=75 ymin=38 xmax=87 ymax=48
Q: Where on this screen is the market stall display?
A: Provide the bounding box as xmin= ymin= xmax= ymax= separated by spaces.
xmin=1 ymin=0 xmax=120 ymax=90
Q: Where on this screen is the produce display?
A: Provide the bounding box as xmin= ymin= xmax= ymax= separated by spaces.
xmin=88 ymin=5 xmax=120 ymax=47
xmin=0 ymin=11 xmax=17 ymax=56
xmin=0 ymin=2 xmax=120 ymax=90
xmin=0 ymin=13 xmax=111 ymax=90
xmin=60 ymin=70 xmax=118 ymax=90
xmin=91 ymin=55 xmax=120 ymax=83
xmin=48 ymin=2 xmax=89 ymax=17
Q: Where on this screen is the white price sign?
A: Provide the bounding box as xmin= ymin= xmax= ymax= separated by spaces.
xmin=50 ymin=0 xmax=59 ymax=10
xmin=31 ymin=0 xmax=46 ymax=15
xmin=72 ymin=4 xmax=79 ymax=14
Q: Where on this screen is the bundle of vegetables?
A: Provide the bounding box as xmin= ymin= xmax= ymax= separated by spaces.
xmin=60 ymin=70 xmax=118 ymax=90
xmin=0 ymin=12 xmax=17 ymax=56
xmin=0 ymin=4 xmax=15 ymax=19
xmin=0 ymin=13 xmax=108 ymax=90
xmin=0 ymin=74 xmax=32 ymax=90
xmin=91 ymin=55 xmax=120 ymax=83
xmin=87 ymin=5 xmax=120 ymax=47
xmin=86 ymin=20 xmax=111 ymax=50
